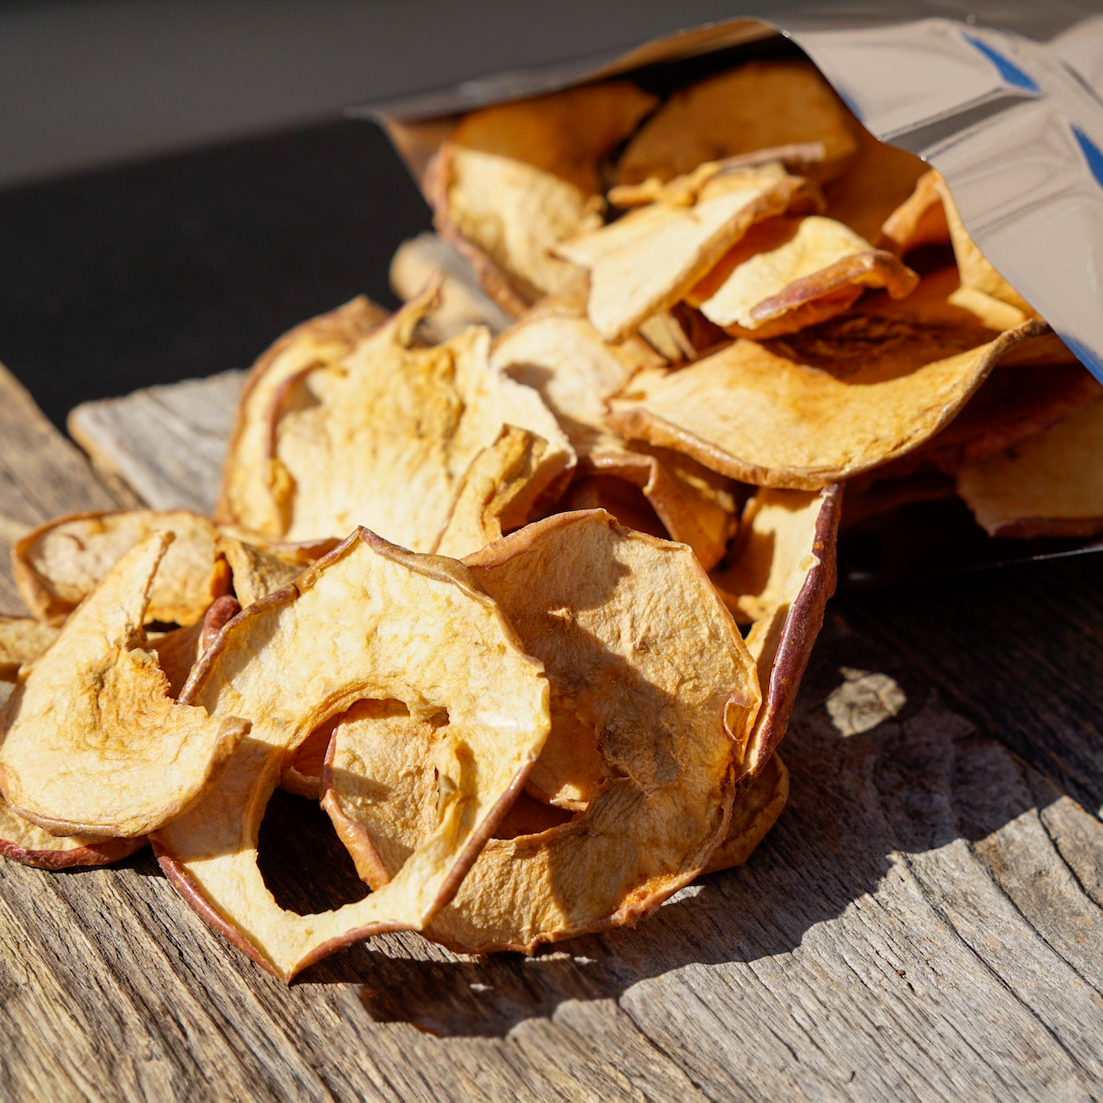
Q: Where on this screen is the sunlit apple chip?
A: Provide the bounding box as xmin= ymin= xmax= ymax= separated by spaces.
xmin=153 ymin=528 xmax=550 ymax=981
xmin=711 ymin=486 xmax=841 ymax=774
xmin=216 ymin=296 xmax=389 ymax=534
xmin=607 ymin=315 xmax=1044 ymax=489
xmin=957 ymin=398 xmax=1103 ymax=538
xmin=0 ymin=534 xmax=248 ymax=838
xmin=13 ymin=509 xmax=231 ymax=627
xmin=490 ymin=311 xmax=737 ymax=565
xmin=0 ymin=615 xmax=59 ymax=681
xmin=324 ymin=511 xmax=760 ymax=952
xmin=685 ymin=215 xmax=918 ymax=339
xmin=557 ymin=162 xmax=821 ymax=342
xmin=616 ymin=62 xmax=859 ymax=186
xmin=266 ymin=290 xmax=573 ymax=548
xmin=0 ymin=799 xmax=145 ymax=870
xmin=703 ymin=753 xmax=790 ymax=875
xmin=217 ymin=536 xmax=305 ymax=607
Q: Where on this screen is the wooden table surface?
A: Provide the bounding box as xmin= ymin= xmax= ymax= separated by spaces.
xmin=2 ymin=360 xmax=1103 ymax=1103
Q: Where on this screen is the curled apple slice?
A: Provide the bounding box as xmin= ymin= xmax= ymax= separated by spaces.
xmin=0 ymin=534 xmax=248 ymax=838
xmin=0 ymin=615 xmax=60 ymax=681
xmin=324 ymin=511 xmax=760 ymax=953
xmin=153 ymin=528 xmax=550 ymax=981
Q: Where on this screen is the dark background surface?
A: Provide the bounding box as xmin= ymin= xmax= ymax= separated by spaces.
xmin=1 ymin=118 xmax=431 ymax=428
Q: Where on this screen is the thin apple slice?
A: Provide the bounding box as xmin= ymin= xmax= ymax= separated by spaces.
xmin=0 ymin=798 xmax=145 ymax=870
xmin=323 ymin=511 xmax=760 ymax=952
xmin=13 ymin=509 xmax=232 ymax=627
xmin=0 ymin=534 xmax=248 ymax=838
xmin=703 ymin=753 xmax=790 ymax=874
xmin=0 ymin=615 xmax=60 ymax=681
xmin=153 ymin=528 xmax=550 ymax=981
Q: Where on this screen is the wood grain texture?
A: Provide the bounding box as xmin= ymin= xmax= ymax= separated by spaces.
xmin=2 ymin=366 xmax=1103 ymax=1101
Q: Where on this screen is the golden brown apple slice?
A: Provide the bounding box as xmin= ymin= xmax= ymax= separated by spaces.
xmin=615 ymin=62 xmax=859 ymax=186
xmin=710 ymin=485 xmax=842 ymax=774
xmin=153 ymin=528 xmax=550 ymax=981
xmin=216 ymin=536 xmax=305 ymax=608
xmin=606 ymin=317 xmax=1044 ymax=490
xmin=0 ymin=798 xmax=145 ymax=870
xmin=556 ymin=162 xmax=822 ymax=342
xmin=13 ymin=509 xmax=232 ymax=626
xmin=957 ymin=398 xmax=1103 ymax=538
xmin=0 ymin=534 xmax=248 ymax=838
xmin=0 ymin=615 xmax=60 ymax=681
xmin=686 ymin=215 xmax=918 ymax=339
xmin=216 ymin=296 xmax=389 ymax=534
xmin=323 ymin=511 xmax=760 ymax=952
xmin=703 ymin=753 xmax=790 ymax=874
xmin=267 ymin=289 xmax=573 ymax=549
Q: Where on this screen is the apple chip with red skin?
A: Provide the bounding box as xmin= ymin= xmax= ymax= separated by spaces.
xmin=13 ymin=509 xmax=232 ymax=627
xmin=153 ymin=527 xmax=550 ymax=982
xmin=557 ymin=162 xmax=822 ymax=343
xmin=711 ymin=486 xmax=841 ymax=775
xmin=607 ymin=313 xmax=1044 ymax=490
xmin=217 ymin=296 xmax=389 ymax=536
xmin=323 ymin=511 xmax=760 ymax=953
xmin=0 ymin=799 xmax=145 ymax=870
xmin=704 ymin=753 xmax=790 ymax=875
xmin=616 ymin=62 xmax=859 ymax=187
xmin=686 ymin=215 xmax=918 ymax=339
xmin=267 ymin=290 xmax=573 ymax=549
xmin=425 ymin=83 xmax=657 ymax=315
xmin=0 ymin=534 xmax=248 ymax=838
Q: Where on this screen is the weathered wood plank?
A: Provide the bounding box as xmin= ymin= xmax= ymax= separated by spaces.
xmin=5 ymin=366 xmax=1103 ymax=1101
xmin=67 ymin=370 xmax=246 ymax=515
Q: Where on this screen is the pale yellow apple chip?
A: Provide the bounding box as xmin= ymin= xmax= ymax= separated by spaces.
xmin=711 ymin=485 xmax=840 ymax=773
xmin=216 ymin=296 xmax=389 ymax=534
xmin=883 ymin=170 xmax=1034 ymax=313
xmin=150 ymin=595 xmax=241 ymax=698
xmin=556 ymin=163 xmax=822 ymax=341
xmin=449 ymin=82 xmax=658 ymax=196
xmin=0 ymin=534 xmax=248 ymax=838
xmin=268 ymin=291 xmax=573 ymax=548
xmin=434 ymin=426 xmax=549 ymax=558
xmin=607 ymin=318 xmax=1044 ymax=489
xmin=324 ymin=511 xmax=761 ymax=952
xmin=217 ymin=536 xmax=305 ymax=608
xmin=489 ymin=312 xmax=737 ymax=566
xmin=703 ymin=753 xmax=790 ymax=874
xmin=0 ymin=615 xmax=60 ymax=681
xmin=957 ymin=398 xmax=1103 ymax=538
xmin=153 ymin=528 xmax=550 ymax=981
xmin=616 ymin=62 xmax=859 ymax=186
xmin=0 ymin=798 xmax=145 ymax=870
xmin=13 ymin=509 xmax=232 ymax=627
xmin=686 ymin=215 xmax=918 ymax=338
xmin=427 ymin=143 xmax=603 ymax=315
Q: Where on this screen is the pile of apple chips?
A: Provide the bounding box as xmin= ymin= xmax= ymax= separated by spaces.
xmin=1 ymin=58 xmax=1098 ymax=982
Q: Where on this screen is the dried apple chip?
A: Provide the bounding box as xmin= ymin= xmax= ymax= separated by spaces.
xmin=556 ymin=163 xmax=821 ymax=342
xmin=710 ymin=486 xmax=841 ymax=773
xmin=449 ymin=82 xmax=658 ymax=196
xmin=324 ymin=511 xmax=761 ymax=952
xmin=268 ymin=291 xmax=573 ymax=549
xmin=13 ymin=509 xmax=232 ymax=627
xmin=217 ymin=535 xmax=305 ymax=608
xmin=0 ymin=534 xmax=248 ymax=838
xmin=607 ymin=318 xmax=1044 ymax=490
xmin=957 ymin=398 xmax=1103 ymax=538
xmin=615 ymin=62 xmax=859 ymax=186
xmin=216 ymin=297 xmax=389 ymax=534
xmin=0 ymin=799 xmax=145 ymax=870
xmin=703 ymin=753 xmax=790 ymax=874
xmin=686 ymin=215 xmax=918 ymax=338
xmin=153 ymin=528 xmax=550 ymax=981
xmin=0 ymin=615 xmax=59 ymax=681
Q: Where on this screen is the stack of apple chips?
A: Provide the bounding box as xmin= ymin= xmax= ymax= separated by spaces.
xmin=0 ymin=59 xmax=1096 ymax=981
